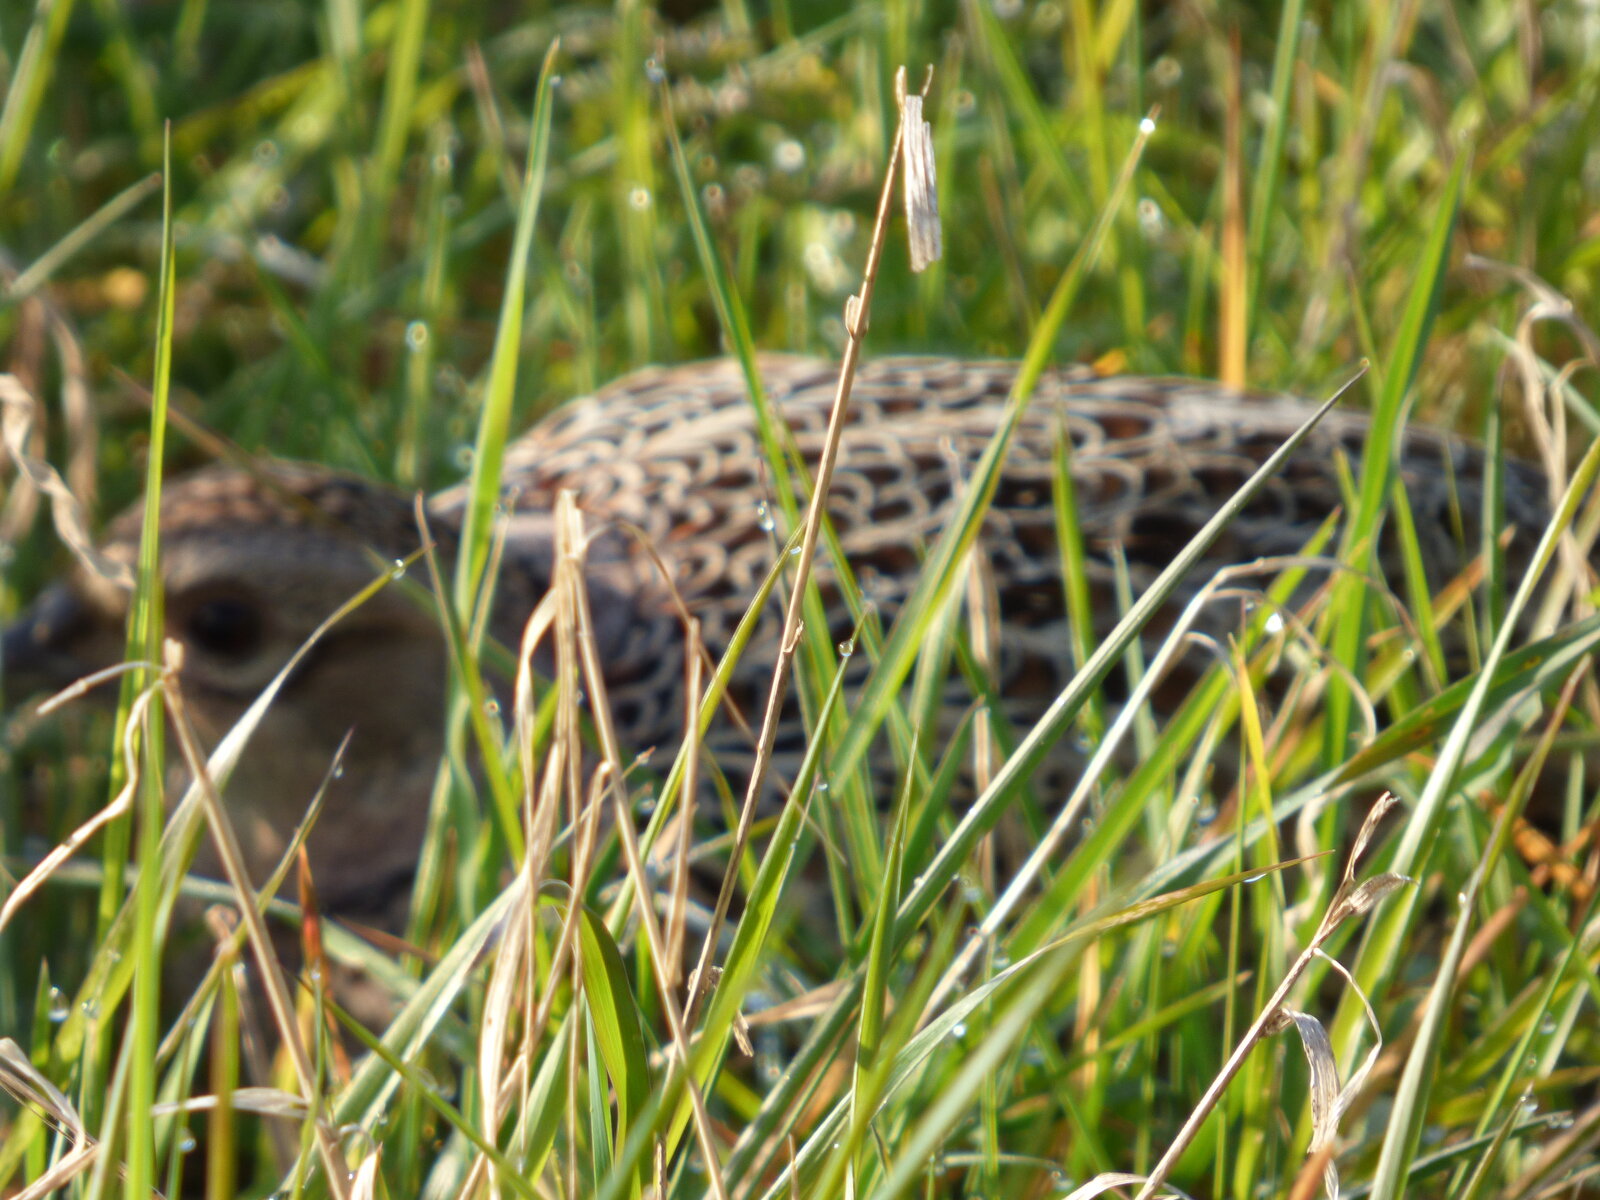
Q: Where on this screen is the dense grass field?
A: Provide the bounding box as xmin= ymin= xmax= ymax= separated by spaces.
xmin=2 ymin=1 xmax=1599 ymax=1197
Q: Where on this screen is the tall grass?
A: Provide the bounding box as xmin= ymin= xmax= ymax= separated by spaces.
xmin=1 ymin=2 xmax=1598 ymax=1198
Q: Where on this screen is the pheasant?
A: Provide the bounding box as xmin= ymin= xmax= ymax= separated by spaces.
xmin=2 ymin=356 xmax=1556 ymax=919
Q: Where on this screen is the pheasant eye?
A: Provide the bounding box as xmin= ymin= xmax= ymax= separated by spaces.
xmin=183 ymin=596 xmax=265 ymax=659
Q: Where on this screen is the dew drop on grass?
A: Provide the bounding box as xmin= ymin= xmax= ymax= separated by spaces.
xmin=756 ymin=501 xmax=775 ymax=533
xmin=47 ymin=988 xmax=68 ymax=1022
xmin=949 ymin=1021 xmax=967 ymax=1040
xmin=178 ymin=1135 xmax=197 ymax=1153
xmin=80 ymin=999 xmax=98 ymax=1019
xmin=484 ymin=699 xmax=500 ymax=717
xmin=837 ymin=638 xmax=854 ymax=657
xmin=390 ymin=559 xmax=407 ymax=580
xmin=628 ymin=186 xmax=652 ymax=211
xmin=643 ymin=58 xmax=665 ymax=84
xmin=405 ymin=321 xmax=428 ymax=351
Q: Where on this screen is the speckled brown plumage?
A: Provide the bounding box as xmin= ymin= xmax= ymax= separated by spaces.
xmin=3 ymin=356 xmax=1558 ymax=914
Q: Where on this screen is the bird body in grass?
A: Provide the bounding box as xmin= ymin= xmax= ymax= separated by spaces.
xmin=2 ymin=356 xmax=1556 ymax=920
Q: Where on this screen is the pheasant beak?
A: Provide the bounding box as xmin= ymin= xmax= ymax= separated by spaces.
xmin=2 ymin=584 xmax=109 ymax=703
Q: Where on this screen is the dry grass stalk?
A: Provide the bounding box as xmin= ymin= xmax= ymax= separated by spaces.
xmin=0 ymin=1037 xmax=106 ymax=1198
xmin=1126 ymin=792 xmax=1409 ymax=1200
xmin=159 ymin=638 xmax=354 ymax=1200
xmin=552 ymin=490 xmax=733 ymax=1200
xmin=682 ymin=61 xmax=938 ymax=1039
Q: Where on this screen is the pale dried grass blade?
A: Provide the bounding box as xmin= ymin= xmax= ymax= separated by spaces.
xmin=898 ymin=69 xmax=941 ymax=272
xmin=1063 ymin=1172 xmax=1190 ymax=1199
xmin=0 ymin=683 xmax=157 ymax=931
xmin=0 ymin=373 xmax=133 ymax=589
xmin=0 ymin=1037 xmax=104 ymax=1198
xmin=554 ymin=492 xmax=730 ymax=1200
xmin=1315 ymin=950 xmax=1385 ymax=1125
xmin=349 ymin=1147 xmax=382 ymax=1200
xmin=1268 ymin=1009 xmax=1342 ymax=1199
xmin=152 ymin=1087 xmax=311 ymax=1119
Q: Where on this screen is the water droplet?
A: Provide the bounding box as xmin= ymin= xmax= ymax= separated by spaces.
xmin=1139 ymin=115 xmax=1157 ymax=135
xmin=1195 ymin=804 xmax=1218 ymax=827
xmin=837 ymin=638 xmax=854 ymax=657
xmin=178 ymin=1134 xmax=197 ymax=1153
xmin=405 ymin=321 xmax=429 ymax=351
xmin=628 ymin=186 xmax=652 ymax=211
xmin=816 ymin=778 xmax=829 ymax=793
xmin=484 ymin=699 xmax=501 ymax=717
xmin=788 ymin=545 xmax=800 ymax=556
xmin=80 ymin=999 xmax=98 ymax=1019
xmin=47 ymin=988 xmax=68 ymax=1022
xmin=950 ymin=1021 xmax=967 ymax=1040
xmin=332 ymin=763 xmax=345 ymax=780
xmin=644 ymin=58 xmax=665 ymax=84
xmin=390 ymin=559 xmax=407 ymax=580
xmin=755 ymin=501 xmax=775 ymax=533
xmin=454 ymin=444 xmax=475 ymax=468
xmin=639 ymin=792 xmax=656 ymax=815
xmin=1264 ymin=611 xmax=1285 ymax=634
